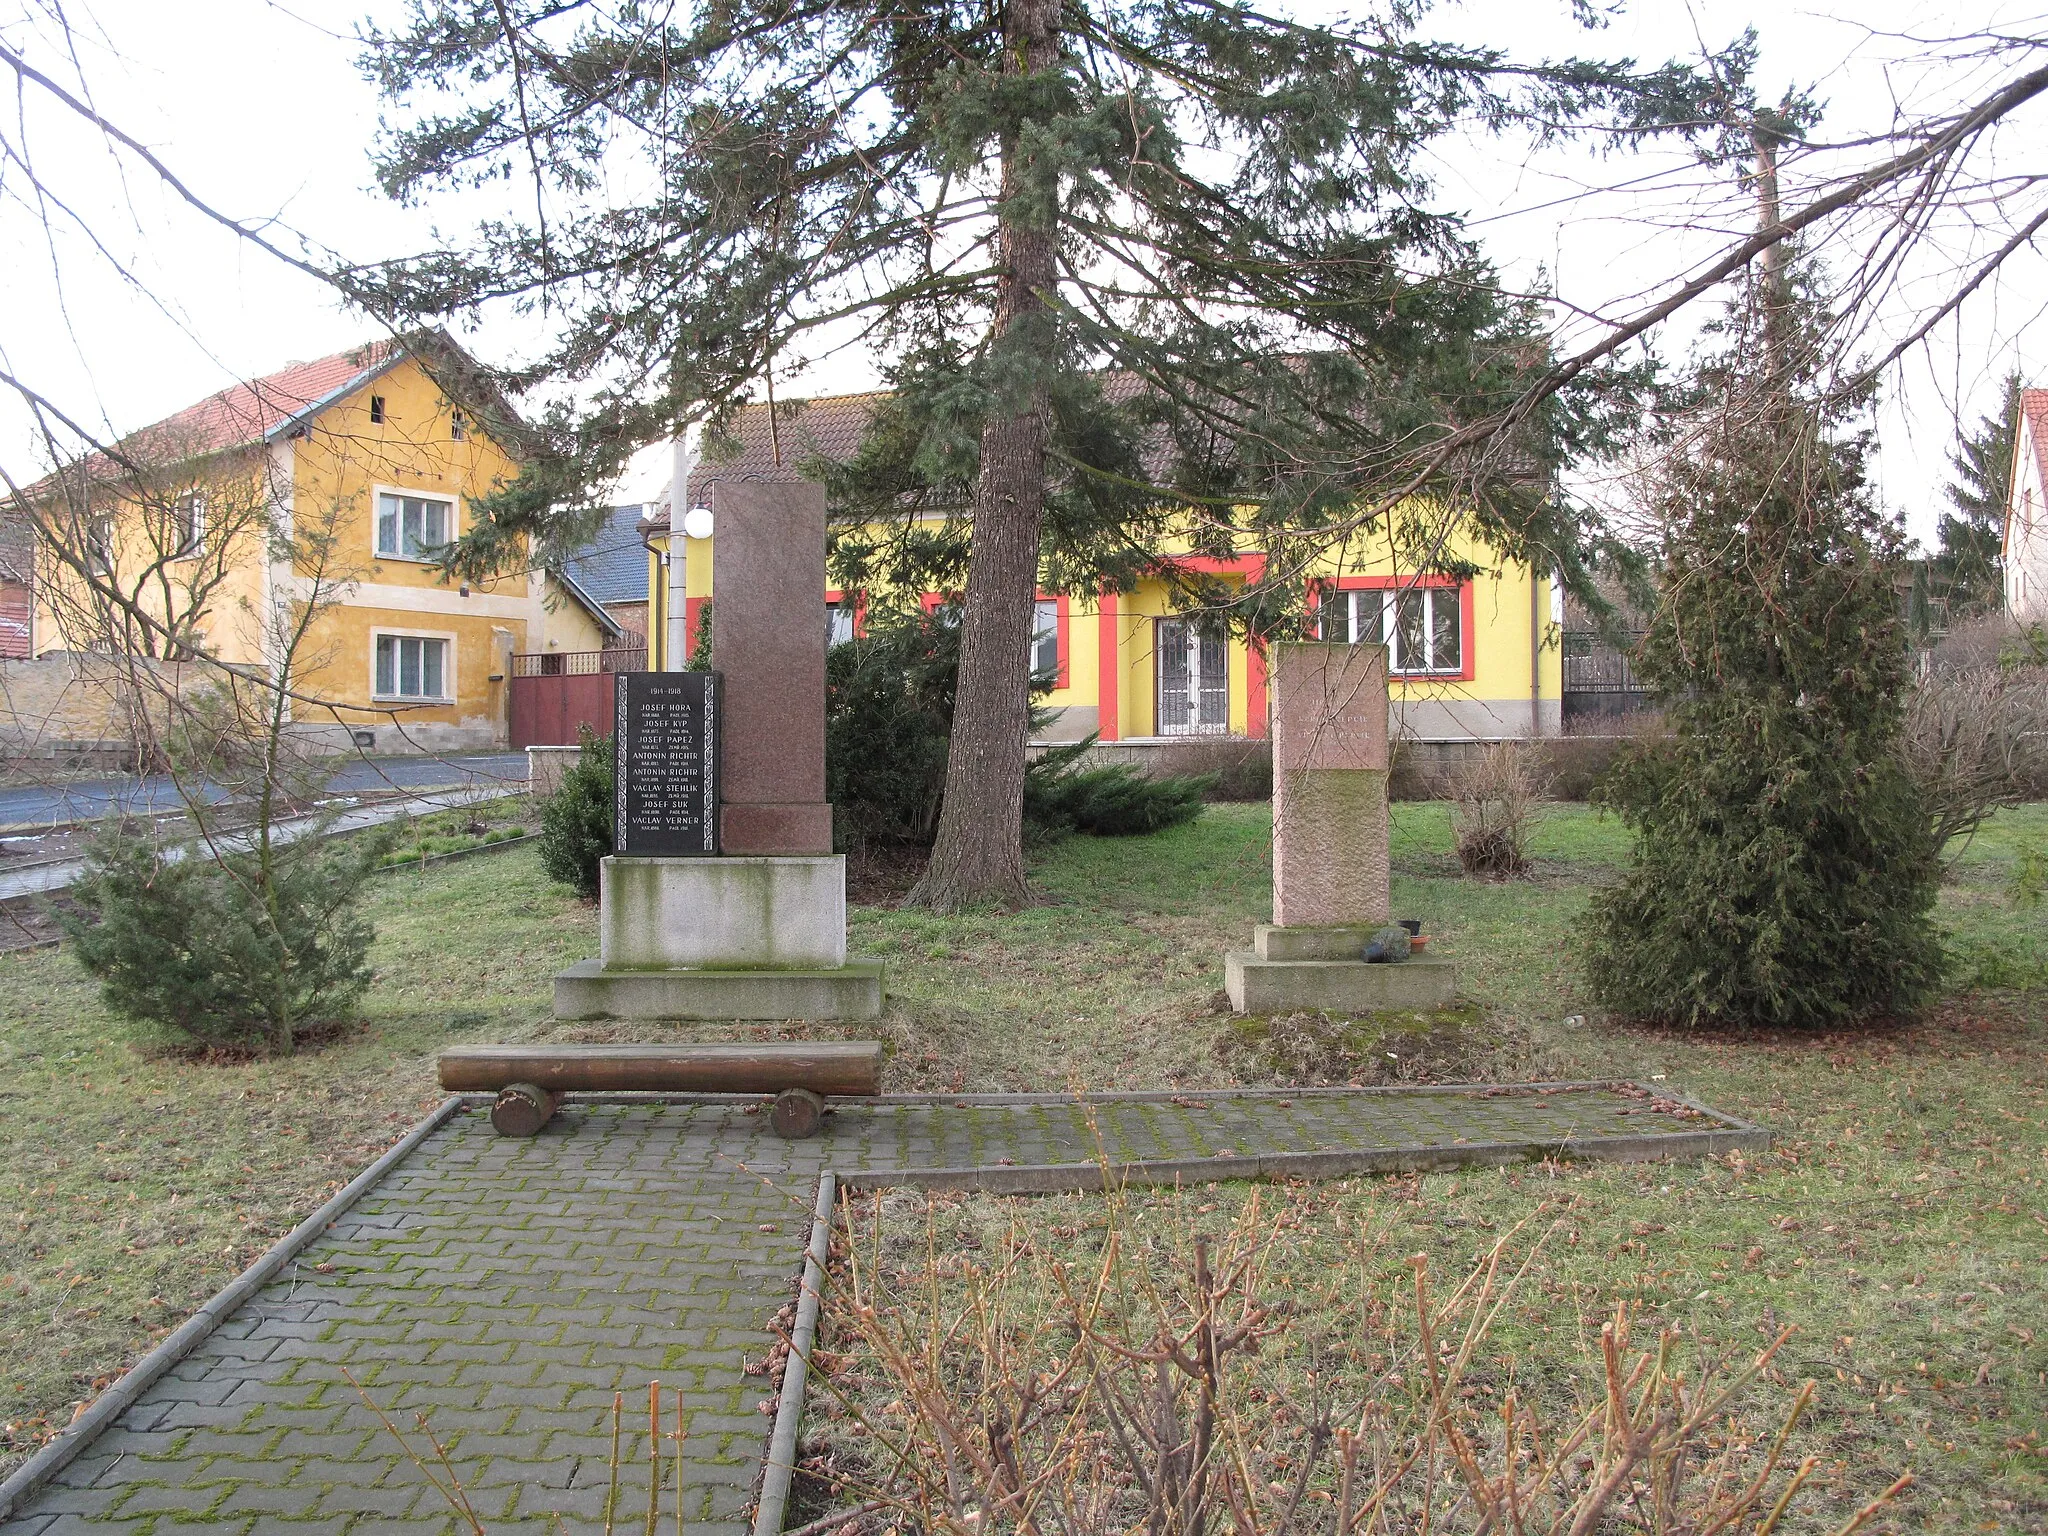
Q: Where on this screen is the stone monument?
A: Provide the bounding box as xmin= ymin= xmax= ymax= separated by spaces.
xmin=553 ymin=480 xmax=884 ymax=1020
xmin=1223 ymin=641 xmax=1455 ymax=1012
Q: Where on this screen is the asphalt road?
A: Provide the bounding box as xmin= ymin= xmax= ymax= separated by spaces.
xmin=0 ymin=752 xmax=530 ymax=830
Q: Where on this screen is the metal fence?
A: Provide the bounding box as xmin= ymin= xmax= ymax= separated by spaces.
xmin=511 ymin=648 xmax=646 ymax=679
xmin=1561 ymin=630 xmax=1647 ymax=695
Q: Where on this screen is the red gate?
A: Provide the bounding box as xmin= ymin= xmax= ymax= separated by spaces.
xmin=509 ymin=649 xmax=645 ymax=747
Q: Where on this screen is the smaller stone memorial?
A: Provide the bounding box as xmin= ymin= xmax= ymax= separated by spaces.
xmin=553 ymin=479 xmax=883 ymax=1022
xmin=1224 ymin=640 xmax=1456 ymax=1013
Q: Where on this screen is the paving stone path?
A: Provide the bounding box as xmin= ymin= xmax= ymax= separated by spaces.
xmin=1 ymin=1087 xmax=1757 ymax=1536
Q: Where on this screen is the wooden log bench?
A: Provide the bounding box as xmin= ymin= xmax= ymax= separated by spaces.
xmin=436 ymin=1041 xmax=884 ymax=1139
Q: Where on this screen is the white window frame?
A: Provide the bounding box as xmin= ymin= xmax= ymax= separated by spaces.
xmin=87 ymin=514 xmax=116 ymax=576
xmin=172 ymin=492 xmax=206 ymax=560
xmin=1321 ymin=584 xmax=1464 ymax=676
xmin=370 ymin=628 xmax=457 ymax=703
xmin=1031 ymin=599 xmax=1060 ymax=680
xmin=825 ymin=600 xmax=856 ymax=648
xmin=372 ymin=484 xmax=459 ymax=564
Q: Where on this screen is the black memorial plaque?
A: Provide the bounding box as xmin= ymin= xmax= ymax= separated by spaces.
xmin=613 ymin=671 xmax=722 ymax=855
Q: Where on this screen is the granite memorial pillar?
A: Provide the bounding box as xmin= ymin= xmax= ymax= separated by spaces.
xmin=553 ymin=480 xmax=882 ymax=1021
xmin=711 ymin=481 xmax=835 ymax=855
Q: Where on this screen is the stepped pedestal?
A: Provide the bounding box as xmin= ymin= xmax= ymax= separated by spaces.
xmin=553 ymin=855 xmax=884 ymax=1020
xmin=1224 ymin=924 xmax=1456 ymax=1014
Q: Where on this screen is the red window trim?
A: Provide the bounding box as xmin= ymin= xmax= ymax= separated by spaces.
xmin=1148 ymin=554 xmax=1269 ymax=736
xmin=824 ymin=589 xmax=868 ymax=640
xmin=920 ymin=590 xmax=1068 ymax=688
xmin=1312 ymin=575 xmax=1476 ymax=684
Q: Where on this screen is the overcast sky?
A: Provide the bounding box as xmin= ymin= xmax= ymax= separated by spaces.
xmin=3 ymin=0 xmax=2043 ymax=542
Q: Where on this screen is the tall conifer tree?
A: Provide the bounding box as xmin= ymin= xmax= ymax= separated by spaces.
xmin=354 ymin=1 xmax=1732 ymax=906
xmin=1587 ymin=227 xmax=1943 ymax=1028
xmin=1932 ymin=373 xmax=2019 ymax=624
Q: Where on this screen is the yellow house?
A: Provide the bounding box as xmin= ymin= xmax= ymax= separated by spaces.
xmin=642 ymin=392 xmax=1564 ymax=746
xmin=30 ymin=335 xmax=617 ymax=752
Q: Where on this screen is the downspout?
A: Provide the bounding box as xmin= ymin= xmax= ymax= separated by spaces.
xmin=641 ymin=522 xmax=668 ymax=671
xmin=667 ymin=435 xmax=696 ymax=670
xmin=1530 ymin=565 xmax=1543 ymax=738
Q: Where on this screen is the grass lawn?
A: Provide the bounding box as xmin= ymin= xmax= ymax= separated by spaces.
xmin=3 ymin=800 xmax=2046 ymax=1528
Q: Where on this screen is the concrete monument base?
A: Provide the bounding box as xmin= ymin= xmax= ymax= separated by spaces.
xmin=1225 ymin=924 xmax=1456 ymax=1014
xmin=553 ymin=957 xmax=885 ymax=1021
xmin=557 ymin=854 xmax=885 ymax=1020
xmin=600 ymin=855 xmax=847 ymax=969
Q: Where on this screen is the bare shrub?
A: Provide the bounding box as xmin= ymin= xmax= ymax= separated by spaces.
xmin=1451 ymin=741 xmax=1543 ymax=877
xmin=1900 ymin=615 xmax=2048 ymax=855
xmin=808 ymin=1189 xmax=1910 ymax=1535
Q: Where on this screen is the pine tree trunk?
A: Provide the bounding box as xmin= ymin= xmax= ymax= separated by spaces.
xmin=907 ymin=0 xmax=1060 ymax=912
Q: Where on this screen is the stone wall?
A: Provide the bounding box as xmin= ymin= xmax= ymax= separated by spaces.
xmin=0 ymin=653 xmax=202 ymax=769
xmin=1031 ymin=729 xmax=1657 ymax=803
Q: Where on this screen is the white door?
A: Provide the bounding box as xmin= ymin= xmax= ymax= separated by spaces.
xmin=1156 ymin=618 xmax=1230 ymax=734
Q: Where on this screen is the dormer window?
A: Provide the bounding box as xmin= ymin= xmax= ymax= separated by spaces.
xmin=87 ymin=514 xmax=115 ymax=576
xmin=173 ymin=493 xmax=206 ymax=558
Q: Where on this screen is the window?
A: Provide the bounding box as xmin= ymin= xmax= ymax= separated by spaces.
xmin=1319 ymin=587 xmax=1384 ymax=646
xmin=369 ymin=395 xmax=386 ymax=424
xmin=825 ymin=600 xmax=856 ymax=648
xmin=374 ymin=635 xmax=448 ymax=699
xmin=1156 ymin=617 xmax=1229 ymax=735
xmin=87 ymin=515 xmax=115 ymax=575
xmin=1031 ymin=599 xmax=1060 ymax=681
xmin=173 ymin=493 xmax=205 ymax=558
xmin=1321 ymin=583 xmax=1463 ymax=675
xmin=375 ymin=492 xmax=452 ymax=560
xmin=450 ymin=409 xmax=466 ymax=442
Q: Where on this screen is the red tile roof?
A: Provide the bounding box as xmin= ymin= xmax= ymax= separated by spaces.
xmin=126 ymin=340 xmax=402 ymax=458
xmin=2020 ymin=389 xmax=2048 ymax=499
xmin=684 ymin=390 xmax=889 ymax=511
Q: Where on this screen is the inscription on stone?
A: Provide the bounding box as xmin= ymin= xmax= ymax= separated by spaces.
xmin=613 ymin=672 xmax=722 ymax=856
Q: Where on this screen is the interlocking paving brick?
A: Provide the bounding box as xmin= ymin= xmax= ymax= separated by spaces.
xmin=3 ymin=1084 xmax=1753 ymax=1536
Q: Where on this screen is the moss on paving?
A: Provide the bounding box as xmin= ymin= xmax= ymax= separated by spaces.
xmin=3 ymin=801 xmax=2045 ymax=1526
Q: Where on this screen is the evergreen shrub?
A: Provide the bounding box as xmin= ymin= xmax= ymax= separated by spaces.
xmin=827 ymin=609 xmax=958 ymax=850
xmin=538 ymin=726 xmax=615 ymax=899
xmin=63 ymin=823 xmax=387 ymax=1052
xmin=1025 ymin=759 xmax=1213 ymax=837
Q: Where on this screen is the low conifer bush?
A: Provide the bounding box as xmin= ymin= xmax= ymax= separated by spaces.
xmin=537 ymin=726 xmax=616 ymax=899
xmin=1024 ymin=757 xmax=1213 ymax=838
xmin=63 ymin=822 xmax=387 ymax=1053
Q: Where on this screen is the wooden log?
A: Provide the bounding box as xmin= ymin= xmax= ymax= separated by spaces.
xmin=492 ymin=1083 xmax=560 ymax=1138
xmin=770 ymin=1088 xmax=825 ymax=1139
xmin=438 ymin=1040 xmax=883 ymax=1097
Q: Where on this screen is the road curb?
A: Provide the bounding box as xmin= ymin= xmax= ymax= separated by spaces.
xmin=752 ymin=1173 xmax=835 ymax=1536
xmin=0 ymin=1096 xmax=468 ymax=1523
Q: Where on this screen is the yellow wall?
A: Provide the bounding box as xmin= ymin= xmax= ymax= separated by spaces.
xmin=539 ymin=581 xmax=614 ymax=653
xmin=277 ymin=356 xmax=535 ymax=744
xmin=646 ymin=503 xmax=1564 ymax=741
xmin=34 ymin=450 xmax=273 ymax=664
